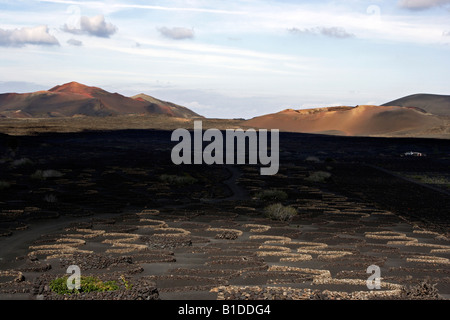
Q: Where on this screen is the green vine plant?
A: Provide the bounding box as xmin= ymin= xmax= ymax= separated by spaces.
xmin=120 ymin=275 xmax=133 ymax=290
xmin=49 ymin=276 xmax=119 ymax=295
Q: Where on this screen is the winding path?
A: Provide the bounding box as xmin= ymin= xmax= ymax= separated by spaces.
xmin=221 ymin=165 xmax=248 ymax=201
xmin=199 ymin=165 xmax=248 ymax=203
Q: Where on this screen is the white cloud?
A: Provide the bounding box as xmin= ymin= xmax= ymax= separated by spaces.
xmin=113 ymin=3 xmax=246 ymax=15
xmin=320 ymin=27 xmax=355 ymax=39
xmin=398 ymin=0 xmax=450 ymax=9
xmin=288 ymin=27 xmax=354 ymax=39
xmin=0 ymin=25 xmax=59 ymax=47
xmin=63 ymin=15 xmax=117 ymax=38
xmin=157 ymin=27 xmax=194 ymax=40
xmin=67 ymin=38 xmax=82 ymax=46
xmin=0 ymin=81 xmax=47 ymax=93
xmin=97 ymin=39 xmax=316 ymax=78
xmin=184 ymin=101 xmax=213 ymax=110
xmin=39 ymin=0 xmax=246 ymax=15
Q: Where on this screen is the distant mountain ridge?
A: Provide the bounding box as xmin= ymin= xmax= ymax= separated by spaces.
xmin=382 ymin=93 xmax=450 ymax=117
xmin=0 ymin=82 xmax=202 ymax=119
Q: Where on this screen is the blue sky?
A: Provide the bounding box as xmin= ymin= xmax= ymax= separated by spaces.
xmin=0 ymin=0 xmax=449 ymax=118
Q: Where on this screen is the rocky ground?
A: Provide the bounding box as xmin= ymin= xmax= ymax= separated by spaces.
xmin=0 ymin=130 xmax=448 ymax=300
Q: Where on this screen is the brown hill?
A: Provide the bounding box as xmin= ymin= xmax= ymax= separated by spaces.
xmin=0 ymin=82 xmax=202 ymax=119
xmin=132 ymin=93 xmax=202 ymax=119
xmin=244 ymin=105 xmax=449 ymax=138
xmin=382 ymin=94 xmax=450 ymax=117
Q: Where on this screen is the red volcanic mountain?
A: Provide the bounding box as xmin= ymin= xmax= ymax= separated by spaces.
xmin=131 ymin=93 xmax=202 ymax=119
xmin=0 ymin=82 xmax=202 ymax=118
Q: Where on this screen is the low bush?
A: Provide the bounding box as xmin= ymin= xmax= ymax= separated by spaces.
xmin=255 ymin=189 xmax=288 ymax=201
xmin=305 ymin=171 xmax=331 ymax=183
xmin=159 ymin=174 xmax=197 ymax=186
xmin=0 ymin=181 xmax=11 ymax=190
xmin=305 ymin=156 xmax=321 ymax=163
xmin=44 ymin=194 xmax=58 ymax=203
xmin=120 ymin=275 xmax=133 ymax=290
xmin=264 ymin=203 xmax=298 ymax=222
xmin=31 ymin=169 xmax=64 ymax=180
xmin=11 ymin=158 xmax=33 ymax=168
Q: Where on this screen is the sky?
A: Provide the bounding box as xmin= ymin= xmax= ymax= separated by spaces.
xmin=0 ymin=0 xmax=449 ymax=119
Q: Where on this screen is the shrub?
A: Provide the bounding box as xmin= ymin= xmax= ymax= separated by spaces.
xmin=264 ymin=203 xmax=298 ymax=221
xmin=0 ymin=181 xmax=11 ymax=190
xmin=31 ymin=169 xmax=64 ymax=180
xmin=50 ymin=276 xmax=119 ymax=295
xmin=305 ymin=171 xmax=331 ymax=182
xmin=11 ymin=158 xmax=33 ymax=168
xmin=120 ymin=275 xmax=133 ymax=290
xmin=159 ymin=174 xmax=197 ymax=186
xmin=255 ymin=189 xmax=288 ymax=201
xmin=305 ymin=156 xmax=321 ymax=163
xmin=44 ymin=194 xmax=58 ymax=203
